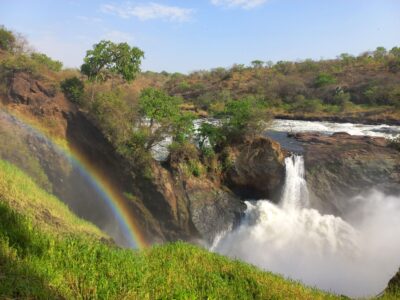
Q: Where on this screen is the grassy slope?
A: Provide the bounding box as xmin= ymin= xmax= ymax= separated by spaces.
xmin=0 ymin=159 xmax=397 ymax=299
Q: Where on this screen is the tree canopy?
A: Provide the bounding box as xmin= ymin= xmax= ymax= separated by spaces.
xmin=80 ymin=40 xmax=144 ymax=83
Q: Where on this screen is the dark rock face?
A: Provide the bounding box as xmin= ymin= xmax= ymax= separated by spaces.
xmin=226 ymin=136 xmax=286 ymax=200
xmin=295 ymin=132 xmax=400 ymax=215
xmin=184 ymin=177 xmax=246 ymax=244
xmin=10 ymin=73 xmax=56 ymax=106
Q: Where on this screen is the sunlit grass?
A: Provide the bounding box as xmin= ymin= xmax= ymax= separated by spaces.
xmin=0 ymin=159 xmax=398 ymax=299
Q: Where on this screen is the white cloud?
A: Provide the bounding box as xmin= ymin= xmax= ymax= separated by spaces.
xmin=211 ymin=0 xmax=268 ymax=9
xmin=101 ymin=2 xmax=194 ymax=22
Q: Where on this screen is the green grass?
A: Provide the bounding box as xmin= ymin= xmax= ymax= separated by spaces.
xmin=0 ymin=159 xmax=398 ymax=299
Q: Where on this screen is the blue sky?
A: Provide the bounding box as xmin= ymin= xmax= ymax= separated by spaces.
xmin=1 ymin=0 xmax=399 ymax=73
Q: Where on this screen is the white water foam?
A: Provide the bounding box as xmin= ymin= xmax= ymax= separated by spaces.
xmin=212 ymin=155 xmax=400 ymax=297
xmin=271 ymin=119 xmax=400 ymax=139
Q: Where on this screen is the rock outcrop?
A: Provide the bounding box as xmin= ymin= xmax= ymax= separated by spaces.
xmin=183 ymin=176 xmax=245 ymax=244
xmin=226 ymin=136 xmax=286 ymax=200
xmin=2 ymin=71 xmax=248 ymax=246
xmin=295 ymin=132 xmax=400 ymax=215
xmin=386 ymin=268 xmax=400 ymax=294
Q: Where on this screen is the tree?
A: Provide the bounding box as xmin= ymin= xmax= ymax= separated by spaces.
xmin=61 ymin=77 xmax=84 ymax=104
xmin=0 ymin=26 xmax=15 ymax=52
xmin=373 ymin=46 xmax=387 ymax=60
xmin=138 ymin=88 xmax=194 ymax=151
xmin=80 ymin=40 xmax=144 ymax=101
xmin=81 ymin=40 xmax=144 ymax=82
xmin=314 ymin=73 xmax=336 ymax=88
xmin=338 ymin=53 xmax=355 ymax=65
xmin=139 ymin=88 xmax=181 ymax=130
xmin=251 ymin=60 xmax=264 ymax=68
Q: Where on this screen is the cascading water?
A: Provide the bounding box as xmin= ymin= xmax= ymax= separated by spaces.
xmin=212 ymin=154 xmax=400 ymax=297
xmin=280 ymin=155 xmax=310 ymax=210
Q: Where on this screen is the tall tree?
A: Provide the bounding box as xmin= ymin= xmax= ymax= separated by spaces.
xmin=81 ymin=40 xmax=144 ymax=100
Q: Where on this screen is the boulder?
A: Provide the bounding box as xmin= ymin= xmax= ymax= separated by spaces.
xmin=226 ymin=136 xmax=286 ymax=200
xmin=184 ymin=177 xmax=246 ymax=244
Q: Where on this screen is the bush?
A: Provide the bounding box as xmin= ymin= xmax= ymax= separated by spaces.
xmin=0 ymin=26 xmax=16 ymax=52
xmin=0 ymin=54 xmax=40 ymax=79
xmin=31 ymin=53 xmax=63 ymax=72
xmin=60 ymin=76 xmax=84 ymax=104
xmin=314 ymin=73 xmax=336 ymax=87
xmin=292 ymin=98 xmax=323 ymax=113
xmin=169 ymin=141 xmax=198 ymax=163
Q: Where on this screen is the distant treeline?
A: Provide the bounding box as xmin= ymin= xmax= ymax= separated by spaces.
xmin=153 ymin=46 xmax=400 ymax=114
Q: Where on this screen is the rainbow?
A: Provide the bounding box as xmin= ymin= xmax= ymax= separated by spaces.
xmin=1 ymin=108 xmax=148 ymax=249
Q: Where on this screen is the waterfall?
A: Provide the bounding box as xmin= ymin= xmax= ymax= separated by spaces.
xmin=280 ymin=155 xmax=309 ymax=210
xmin=211 ymin=154 xmax=400 ymax=297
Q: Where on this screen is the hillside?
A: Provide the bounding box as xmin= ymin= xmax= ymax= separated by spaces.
xmin=162 ymin=47 xmax=400 ymax=124
xmin=0 ymin=159 xmax=346 ymax=299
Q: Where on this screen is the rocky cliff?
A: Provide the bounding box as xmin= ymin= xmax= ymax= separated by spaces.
xmin=225 ymin=136 xmax=286 ymax=201
xmin=294 ymin=132 xmax=400 ymax=215
xmin=1 ymin=72 xmax=259 ymax=245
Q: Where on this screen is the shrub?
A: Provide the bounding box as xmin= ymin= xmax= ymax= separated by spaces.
xmin=0 ymin=25 xmax=16 ymax=52
xmin=31 ymin=52 xmax=63 ymax=72
xmin=169 ymin=141 xmax=198 ymax=163
xmin=0 ymin=54 xmax=39 ymax=79
xmin=314 ymin=73 xmax=336 ymax=87
xmin=60 ymin=76 xmax=85 ymax=104
xmin=292 ymin=98 xmax=323 ymax=113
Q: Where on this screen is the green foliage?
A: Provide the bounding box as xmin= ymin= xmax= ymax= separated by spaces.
xmin=373 ymin=46 xmax=387 ymax=60
xmin=291 ymin=98 xmax=323 ymax=113
xmin=172 ymin=112 xmax=195 ymax=143
xmin=0 ymin=54 xmax=40 ymax=78
xmin=81 ymin=40 xmax=144 ymax=83
xmin=223 ymin=98 xmax=269 ymax=140
xmin=139 ymin=87 xmax=181 ymax=126
xmin=0 ymin=160 xmax=104 ymax=237
xmin=0 ymin=160 xmax=344 ymax=299
xmin=198 ymin=98 xmax=270 ymax=153
xmin=30 ymin=52 xmax=63 ymax=72
xmin=138 ymin=88 xmax=195 ymax=154
xmin=0 ymin=25 xmax=16 ymax=52
xmin=198 ymin=122 xmax=224 ymax=151
xmin=90 ymin=89 xmax=134 ymax=146
xmin=251 ymin=60 xmax=264 ymax=68
xmin=60 ymin=76 xmax=84 ymax=104
xmin=0 ymin=52 xmax=63 ymax=81
xmin=314 ymin=73 xmax=336 ymax=87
